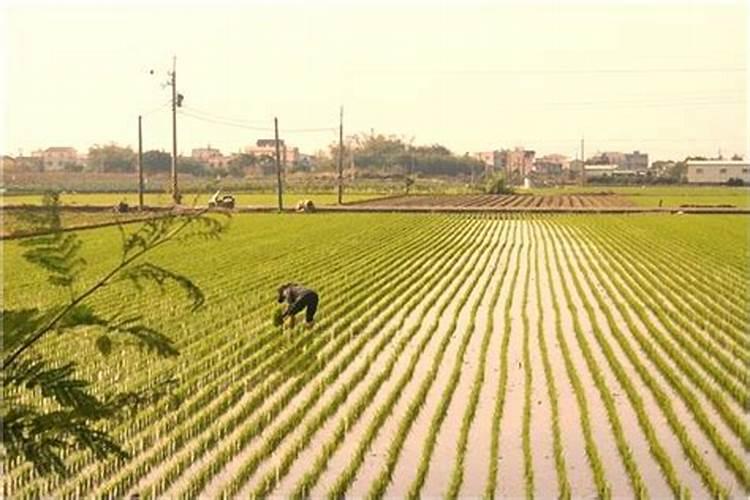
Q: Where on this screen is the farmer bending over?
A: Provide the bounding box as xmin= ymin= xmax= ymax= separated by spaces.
xmin=277 ymin=283 xmax=319 ymax=328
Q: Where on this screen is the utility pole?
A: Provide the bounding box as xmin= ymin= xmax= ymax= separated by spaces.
xmin=580 ymin=136 xmax=586 ymax=186
xmin=275 ymin=117 xmax=283 ymax=211
xmin=337 ymin=106 xmax=344 ymax=205
xmin=169 ymin=56 xmax=180 ymax=204
xmin=138 ymin=115 xmax=144 ymax=210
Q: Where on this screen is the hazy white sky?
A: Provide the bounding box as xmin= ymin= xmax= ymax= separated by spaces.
xmin=1 ymin=0 xmax=747 ymax=161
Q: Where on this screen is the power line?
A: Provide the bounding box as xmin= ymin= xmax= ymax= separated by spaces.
xmin=178 ymin=109 xmax=274 ymax=131
xmin=178 ymin=109 xmax=336 ymax=134
xmin=434 ymin=67 xmax=747 ymax=75
xmin=140 ymin=100 xmax=171 ymax=117
xmin=180 ymin=105 xmax=270 ymax=125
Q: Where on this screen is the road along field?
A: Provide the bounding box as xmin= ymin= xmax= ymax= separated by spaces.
xmin=2 ymin=213 xmax=749 ymax=498
xmin=0 ymin=192 xmax=380 ymax=208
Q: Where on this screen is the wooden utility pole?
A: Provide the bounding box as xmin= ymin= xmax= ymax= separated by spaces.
xmin=275 ymin=117 xmax=283 ymax=211
xmin=337 ymin=106 xmax=344 ymax=205
xmin=138 ymin=115 xmax=144 ymax=210
xmin=580 ymin=136 xmax=586 ymax=186
xmin=170 ymin=56 xmax=179 ymax=204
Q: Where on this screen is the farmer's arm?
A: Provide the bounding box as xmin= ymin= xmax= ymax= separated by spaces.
xmin=280 ymin=289 xmax=299 ymax=318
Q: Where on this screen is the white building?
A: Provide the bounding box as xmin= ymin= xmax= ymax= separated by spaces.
xmin=686 ymin=160 xmax=750 ymax=184
xmin=584 ymin=164 xmax=619 ymax=177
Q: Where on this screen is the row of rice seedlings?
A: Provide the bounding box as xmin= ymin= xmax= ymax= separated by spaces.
xmin=591 ymin=219 xmax=749 ymax=373
xmin=530 ymin=221 xmax=571 ymax=498
xmin=605 ymin=217 xmax=749 ymax=326
xmin=578 ymin=221 xmax=750 ymax=438
xmin=6 ymin=215 xmax=411 ymax=485
xmin=637 ymin=214 xmax=749 ymax=287
xmin=54 ymin=216 xmax=445 ymax=500
xmin=640 ymin=216 xmax=749 ymax=291
xmin=38 ymin=215 xmax=421 ymax=414
xmin=132 ymin=217 xmax=485 ymax=499
xmin=443 ymin=220 xmax=519 ymax=498
xmin=590 ymin=221 xmax=748 ymax=396
xmin=484 ymin=221 xmax=527 ymax=499
xmin=365 ymin=216 xmax=507 ymax=500
xmin=286 ymin=219 xmax=508 ymax=499
xmin=221 ymin=218 xmax=502 ymax=498
xmin=521 ymin=233 xmax=534 ymax=500
xmin=572 ymin=221 xmax=750 ymax=492
xmin=537 ymin=223 xmax=610 ymax=498
xmin=54 ymin=218 xmax=458 ymax=500
xmin=605 ymin=221 xmax=750 ymax=351
xmin=554 ymin=220 xmax=720 ymax=498
xmin=405 ymin=217 xmax=511 ymax=499
xmin=251 ymin=218 xmax=512 ymax=498
xmin=545 ymin=220 xmax=687 ymax=498
xmin=327 ymin=217 xmax=508 ymax=499
xmin=210 ymin=216 xmax=497 ymax=498
xmin=111 ymin=217 xmax=465 ymax=498
xmin=543 ymin=221 xmax=647 ymax=498
xmin=20 ymin=215 xmax=432 ymax=498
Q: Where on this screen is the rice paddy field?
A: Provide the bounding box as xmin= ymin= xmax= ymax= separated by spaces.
xmin=3 ymin=185 xmax=749 ymax=208
xmin=2 ymin=212 xmax=749 ymax=498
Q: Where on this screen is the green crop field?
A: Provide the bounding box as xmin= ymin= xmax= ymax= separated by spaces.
xmin=3 ymin=213 xmax=749 ymax=498
xmin=0 ymin=192 xmax=383 ymax=208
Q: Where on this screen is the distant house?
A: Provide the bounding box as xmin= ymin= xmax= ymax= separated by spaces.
xmin=686 ymin=160 xmax=750 ymax=184
xmin=33 ymin=147 xmax=78 ymax=171
xmin=1 ymin=155 xmax=17 ymax=172
xmin=534 ymin=154 xmax=570 ymax=175
xmin=499 ymin=148 xmax=535 ymax=179
xmin=622 ymin=150 xmax=648 ymax=171
xmin=472 ymin=151 xmax=503 ymax=177
xmin=245 ymin=139 xmax=299 ymax=166
xmin=191 ymin=146 xmax=231 ymax=169
xmin=588 ymin=150 xmax=648 ymax=171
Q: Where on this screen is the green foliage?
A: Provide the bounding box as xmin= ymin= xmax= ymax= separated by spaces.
xmin=87 ymin=144 xmax=136 ymax=173
xmin=331 ymin=133 xmax=483 ymax=177
xmin=142 ymin=150 xmax=172 ymax=173
xmin=2 ymin=191 xmax=229 ymax=477
xmin=484 ymin=172 xmax=513 ymax=194
xmin=273 ymin=308 xmax=284 ymax=327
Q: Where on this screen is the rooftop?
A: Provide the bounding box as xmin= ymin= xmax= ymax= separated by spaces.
xmin=686 ymin=160 xmax=748 ymax=166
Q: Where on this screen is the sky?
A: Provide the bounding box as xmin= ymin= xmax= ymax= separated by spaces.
xmin=1 ymin=0 xmax=747 ymax=162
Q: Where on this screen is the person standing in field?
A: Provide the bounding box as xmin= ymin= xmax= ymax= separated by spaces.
xmin=277 ymin=283 xmax=319 ymax=329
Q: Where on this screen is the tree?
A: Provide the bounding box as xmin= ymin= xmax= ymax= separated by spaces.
xmin=143 ymin=150 xmax=172 ymax=173
xmin=2 ymin=193 xmax=229 ymax=476
xmin=335 ymin=134 xmax=482 ymax=177
xmin=485 ymin=172 xmax=513 ymax=194
xmin=179 ymin=157 xmax=210 ymax=177
xmin=87 ymin=144 xmax=136 ymax=173
xmin=665 ymin=162 xmax=687 ymax=183
xmin=227 ymin=154 xmax=257 ymax=178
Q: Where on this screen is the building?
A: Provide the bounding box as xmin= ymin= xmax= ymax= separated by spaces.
xmin=191 ymin=146 xmax=231 ymax=169
xmin=472 ymin=151 xmax=503 ymax=176
xmin=584 ymin=164 xmax=619 ymax=177
xmin=686 ymin=160 xmax=750 ymax=184
xmin=244 ymin=139 xmax=299 ymax=166
xmin=1 ymin=155 xmax=17 ymax=172
xmin=32 ymin=147 xmax=78 ymax=171
xmin=191 ymin=146 xmax=222 ymax=162
xmin=534 ymin=154 xmax=570 ymax=175
xmin=498 ymin=148 xmax=535 ymax=180
xmin=622 ymin=151 xmax=648 ymax=171
xmin=588 ymin=150 xmax=648 ymax=171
